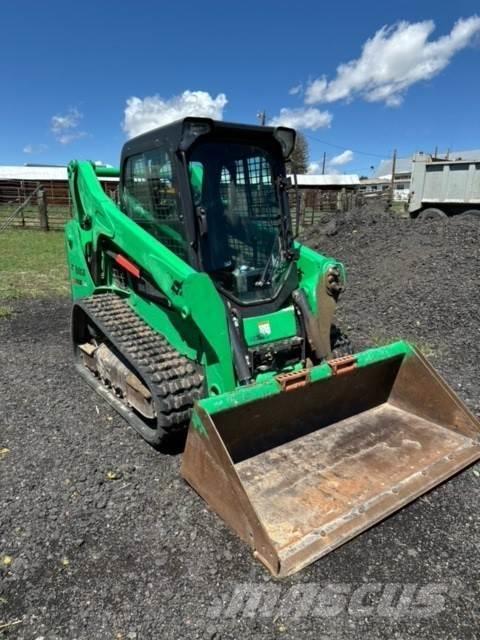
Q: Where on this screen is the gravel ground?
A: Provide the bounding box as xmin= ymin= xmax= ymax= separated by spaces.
xmin=1 ymin=213 xmax=479 ymax=639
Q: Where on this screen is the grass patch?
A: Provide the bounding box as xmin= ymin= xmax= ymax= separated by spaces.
xmin=0 ymin=229 xmax=69 ymax=301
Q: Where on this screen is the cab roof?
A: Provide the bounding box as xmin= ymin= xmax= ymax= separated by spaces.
xmin=120 ymin=117 xmax=295 ymax=165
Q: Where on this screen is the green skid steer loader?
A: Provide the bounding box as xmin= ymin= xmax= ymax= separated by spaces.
xmin=65 ymin=118 xmax=480 ymax=577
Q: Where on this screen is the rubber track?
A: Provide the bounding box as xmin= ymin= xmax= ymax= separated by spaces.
xmin=77 ymin=293 xmax=204 ymax=431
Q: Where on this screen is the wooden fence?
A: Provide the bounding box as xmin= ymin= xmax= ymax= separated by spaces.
xmin=1 ymin=181 xmax=389 ymax=233
xmin=289 ymin=187 xmax=390 ymax=228
xmin=0 ymin=179 xmax=118 ymax=231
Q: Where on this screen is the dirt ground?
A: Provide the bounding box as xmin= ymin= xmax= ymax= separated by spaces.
xmin=1 ymin=212 xmax=479 ymax=639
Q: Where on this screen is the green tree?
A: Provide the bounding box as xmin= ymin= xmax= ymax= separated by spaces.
xmin=287 ymin=132 xmax=309 ymax=174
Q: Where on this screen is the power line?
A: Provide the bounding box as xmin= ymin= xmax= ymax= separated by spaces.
xmin=303 ymin=132 xmax=387 ymax=159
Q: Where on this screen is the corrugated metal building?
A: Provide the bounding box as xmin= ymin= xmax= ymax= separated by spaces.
xmin=289 ymin=174 xmax=360 ymax=187
xmin=0 ymin=164 xmax=118 ymax=207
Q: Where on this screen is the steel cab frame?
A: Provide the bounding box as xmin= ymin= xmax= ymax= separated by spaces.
xmin=119 ymin=118 xmax=297 ymax=310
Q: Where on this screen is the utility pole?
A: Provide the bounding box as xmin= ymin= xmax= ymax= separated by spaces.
xmin=390 ymin=148 xmax=397 ymax=209
xmin=257 ymin=110 xmax=266 ymax=126
xmin=321 ymin=152 xmax=326 ymax=175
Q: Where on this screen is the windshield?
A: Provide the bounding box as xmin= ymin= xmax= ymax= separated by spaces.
xmin=188 ymin=140 xmax=290 ymax=304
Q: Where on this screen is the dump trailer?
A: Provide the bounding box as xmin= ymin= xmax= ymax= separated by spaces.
xmin=409 ymin=152 xmax=480 ymax=219
xmin=65 ymin=118 xmax=480 ymax=577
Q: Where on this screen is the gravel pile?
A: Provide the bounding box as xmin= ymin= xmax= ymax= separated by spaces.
xmin=301 ymin=211 xmax=480 ymax=415
xmin=1 ymin=214 xmax=479 ymax=639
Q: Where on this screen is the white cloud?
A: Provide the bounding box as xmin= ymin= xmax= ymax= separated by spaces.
xmin=94 ymin=160 xmax=113 ymax=167
xmin=51 ymin=108 xmax=86 ymax=144
xmin=123 ymin=90 xmax=228 ymax=138
xmin=307 ymin=161 xmax=322 ymax=174
xmin=56 ymin=132 xmax=87 ymax=145
xmin=330 ymin=149 xmax=354 ymax=165
xmin=305 ymin=16 xmax=480 ymax=107
xmin=307 ymin=161 xmax=341 ymax=175
xmin=51 ymin=108 xmax=82 ymax=132
xmin=23 ymin=143 xmax=47 ymax=154
xmin=288 ymin=83 xmax=303 ymax=95
xmin=268 ymin=107 xmax=332 ymax=130
xmin=308 ymin=150 xmax=354 ymax=173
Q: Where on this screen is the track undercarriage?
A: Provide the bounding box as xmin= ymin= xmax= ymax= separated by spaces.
xmin=72 ymin=294 xmax=203 ymax=445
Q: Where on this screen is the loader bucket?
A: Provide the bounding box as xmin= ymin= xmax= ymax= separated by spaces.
xmin=181 ymin=342 xmax=480 ymax=577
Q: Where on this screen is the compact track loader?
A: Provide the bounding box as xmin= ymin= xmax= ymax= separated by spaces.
xmin=65 ymin=118 xmax=480 ymax=576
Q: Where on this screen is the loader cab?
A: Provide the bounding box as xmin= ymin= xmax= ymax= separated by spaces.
xmin=120 ymin=118 xmax=297 ymax=310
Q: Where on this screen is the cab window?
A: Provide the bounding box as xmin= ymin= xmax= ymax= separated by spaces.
xmin=122 ymin=148 xmax=188 ymax=260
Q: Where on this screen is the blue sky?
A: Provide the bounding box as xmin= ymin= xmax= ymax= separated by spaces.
xmin=1 ymin=0 xmax=480 ymax=175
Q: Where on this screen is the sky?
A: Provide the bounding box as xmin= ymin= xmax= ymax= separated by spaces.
xmin=1 ymin=0 xmax=480 ymax=175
